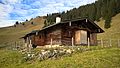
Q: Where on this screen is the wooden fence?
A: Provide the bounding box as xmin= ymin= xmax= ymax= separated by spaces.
xmin=0 ymin=38 xmax=120 ymax=50
xmin=97 ymin=39 xmax=120 ymax=48
xmin=0 ymin=40 xmax=24 ymax=50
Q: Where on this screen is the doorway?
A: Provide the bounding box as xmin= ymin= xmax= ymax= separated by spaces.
xmin=75 ymin=30 xmax=87 ymax=45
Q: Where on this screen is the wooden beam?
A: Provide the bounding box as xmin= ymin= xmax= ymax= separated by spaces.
xmin=69 ymin=21 xmax=71 ymax=26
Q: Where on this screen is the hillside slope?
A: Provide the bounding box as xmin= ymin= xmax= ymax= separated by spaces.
xmin=97 ymin=13 xmax=120 ymax=39
xmin=0 ymin=16 xmax=45 ymax=44
xmin=0 ymin=13 xmax=120 ymax=45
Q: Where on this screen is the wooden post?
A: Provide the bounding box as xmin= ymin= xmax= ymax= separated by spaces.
xmin=69 ymin=21 xmax=71 ymax=26
xmin=109 ymin=39 xmax=112 ymax=47
xmin=29 ymin=40 xmax=32 ymax=47
xmin=101 ymin=38 xmax=103 ymax=48
xmin=88 ymin=38 xmax=90 ymax=48
xmin=26 ymin=37 xmax=29 ymax=48
xmin=36 ymin=32 xmax=38 ymax=35
xmin=25 ymin=43 xmax=27 ymax=48
xmin=72 ymin=37 xmax=74 ymax=49
xmin=29 ymin=40 xmax=32 ymax=52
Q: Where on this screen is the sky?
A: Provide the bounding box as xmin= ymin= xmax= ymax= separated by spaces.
xmin=0 ymin=0 xmax=96 ymax=27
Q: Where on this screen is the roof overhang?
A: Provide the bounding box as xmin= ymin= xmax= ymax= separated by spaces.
xmin=22 ymin=18 xmax=104 ymax=38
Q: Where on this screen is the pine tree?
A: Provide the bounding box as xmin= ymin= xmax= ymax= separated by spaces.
xmin=95 ymin=1 xmax=101 ymax=21
xmin=104 ymin=17 xmax=111 ymax=28
xmin=45 ymin=0 xmax=120 ymax=28
xmin=43 ymin=20 xmax=47 ymax=27
xmin=15 ymin=21 xmax=19 ymax=25
xmin=26 ymin=19 xmax=28 ymax=21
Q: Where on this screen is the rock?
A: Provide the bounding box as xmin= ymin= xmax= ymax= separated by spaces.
xmin=66 ymin=49 xmax=72 ymax=54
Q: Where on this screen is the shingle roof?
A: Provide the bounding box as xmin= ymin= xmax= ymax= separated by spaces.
xmin=22 ymin=18 xmax=104 ymax=38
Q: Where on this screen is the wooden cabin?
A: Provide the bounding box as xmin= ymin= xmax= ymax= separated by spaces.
xmin=23 ymin=18 xmax=104 ymax=48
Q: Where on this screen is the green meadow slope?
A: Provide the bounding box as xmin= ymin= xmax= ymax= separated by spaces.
xmin=0 ymin=17 xmax=45 ymax=44
xmin=97 ymin=13 xmax=120 ymax=39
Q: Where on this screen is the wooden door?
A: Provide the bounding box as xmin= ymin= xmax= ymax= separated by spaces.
xmin=80 ymin=30 xmax=87 ymax=44
xmin=75 ymin=30 xmax=87 ymax=45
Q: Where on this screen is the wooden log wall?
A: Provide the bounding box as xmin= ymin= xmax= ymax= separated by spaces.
xmin=61 ymin=24 xmax=73 ymax=45
xmin=90 ymin=33 xmax=97 ymax=45
xmin=45 ymin=29 xmax=62 ymax=45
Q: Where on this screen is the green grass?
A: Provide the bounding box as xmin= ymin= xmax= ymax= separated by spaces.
xmin=0 ymin=17 xmax=45 ymax=45
xmin=97 ymin=13 xmax=120 ymax=39
xmin=0 ymin=47 xmax=120 ymax=68
xmin=22 ymin=48 xmax=120 ymax=68
xmin=0 ymin=49 xmax=23 ymax=68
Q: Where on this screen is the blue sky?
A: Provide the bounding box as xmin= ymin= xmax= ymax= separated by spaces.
xmin=0 ymin=0 xmax=96 ymax=27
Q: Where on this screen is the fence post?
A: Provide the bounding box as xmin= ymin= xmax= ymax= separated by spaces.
xmin=26 ymin=37 xmax=29 ymax=48
xmin=29 ymin=40 xmax=32 ymax=52
xmin=88 ymin=38 xmax=90 ymax=48
xmin=109 ymin=39 xmax=112 ymax=47
xmin=101 ymin=38 xmax=103 ymax=48
xmin=50 ymin=38 xmax=53 ymax=47
xmin=17 ymin=41 xmax=19 ymax=48
xmin=72 ymin=37 xmax=74 ymax=49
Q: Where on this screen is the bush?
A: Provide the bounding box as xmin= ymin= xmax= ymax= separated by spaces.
xmin=15 ymin=21 xmax=19 ymax=25
xmin=104 ymin=17 xmax=111 ymax=29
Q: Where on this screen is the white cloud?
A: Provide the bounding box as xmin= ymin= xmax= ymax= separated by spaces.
xmin=0 ymin=20 xmax=15 ymax=27
xmin=0 ymin=4 xmax=13 ymax=18
xmin=0 ymin=4 xmax=14 ymax=28
xmin=0 ymin=0 xmax=20 ymax=4
xmin=0 ymin=0 xmax=96 ymax=28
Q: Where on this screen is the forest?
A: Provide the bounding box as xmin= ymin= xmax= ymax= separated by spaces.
xmin=44 ymin=0 xmax=120 ymax=29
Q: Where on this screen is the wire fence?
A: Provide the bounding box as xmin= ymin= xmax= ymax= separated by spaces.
xmin=97 ymin=39 xmax=120 ymax=48
xmin=0 ymin=40 xmax=24 ymax=50
xmin=0 ymin=39 xmax=120 ymax=51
